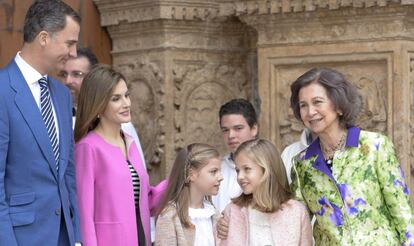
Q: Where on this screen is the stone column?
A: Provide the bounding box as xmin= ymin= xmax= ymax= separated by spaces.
xmin=221 ymin=0 xmax=414 ymax=201
xmin=93 ymin=0 xmax=256 ymax=183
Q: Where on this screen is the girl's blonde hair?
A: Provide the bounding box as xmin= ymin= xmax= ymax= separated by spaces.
xmin=74 ymin=64 xmax=126 ymax=143
xmin=232 ymin=138 xmax=291 ymax=212
xmin=158 ymin=143 xmax=220 ymax=228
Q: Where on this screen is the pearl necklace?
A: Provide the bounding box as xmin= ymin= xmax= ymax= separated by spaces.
xmin=320 ymin=132 xmax=347 ymax=161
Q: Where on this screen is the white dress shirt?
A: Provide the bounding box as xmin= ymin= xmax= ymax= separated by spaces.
xmin=281 ymin=129 xmax=312 ymax=183
xmin=189 ymin=201 xmax=216 ymax=246
xmin=212 ymin=154 xmax=242 ymax=212
xmin=121 ymin=122 xmax=146 ymax=169
xmin=14 ymin=52 xmax=60 ymax=140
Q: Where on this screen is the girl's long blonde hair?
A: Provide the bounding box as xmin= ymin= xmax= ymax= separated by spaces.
xmin=74 ymin=64 xmax=126 ymax=143
xmin=233 ymin=138 xmax=291 ymax=212
xmin=158 ymin=143 xmax=220 ymax=228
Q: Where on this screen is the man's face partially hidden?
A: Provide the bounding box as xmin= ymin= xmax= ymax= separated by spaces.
xmin=57 ymin=56 xmax=90 ymax=104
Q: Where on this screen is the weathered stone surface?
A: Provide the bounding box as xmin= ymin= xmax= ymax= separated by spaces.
xmin=245 ymin=2 xmax=414 ymax=202
xmin=220 ymin=0 xmax=414 ymax=15
xmin=115 ymin=58 xmax=165 ymax=181
xmin=95 ymin=0 xmax=414 ymax=204
xmin=173 ymin=62 xmax=249 ymax=154
xmin=94 ymin=0 xmax=255 ymax=182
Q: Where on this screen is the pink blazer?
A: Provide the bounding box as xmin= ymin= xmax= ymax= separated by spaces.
xmin=75 ymin=131 xmax=167 ymax=246
xmin=218 ymin=199 xmax=312 ymax=246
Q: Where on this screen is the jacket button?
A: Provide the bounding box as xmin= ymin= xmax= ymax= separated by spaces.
xmin=55 ymin=208 xmax=61 ymax=216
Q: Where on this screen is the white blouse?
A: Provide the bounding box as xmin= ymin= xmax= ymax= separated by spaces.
xmin=189 ymin=201 xmax=216 ymax=246
xmin=248 ymin=206 xmax=275 ymax=246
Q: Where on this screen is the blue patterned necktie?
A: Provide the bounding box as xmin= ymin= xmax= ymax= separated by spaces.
xmin=39 ymin=77 xmax=60 ymax=171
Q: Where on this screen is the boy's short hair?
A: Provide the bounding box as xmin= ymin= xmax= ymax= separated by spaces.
xmin=219 ymin=98 xmax=257 ymax=127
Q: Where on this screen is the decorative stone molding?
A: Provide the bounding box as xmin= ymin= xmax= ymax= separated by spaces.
xmin=106 ymin=20 xmax=250 ymax=54
xmin=220 ymin=0 xmax=414 ymax=16
xmin=236 ymin=4 xmax=414 ymax=47
xmin=93 ymin=0 xmax=220 ymax=26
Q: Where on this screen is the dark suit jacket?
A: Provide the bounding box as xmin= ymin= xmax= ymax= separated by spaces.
xmin=0 ymin=60 xmax=81 ymax=245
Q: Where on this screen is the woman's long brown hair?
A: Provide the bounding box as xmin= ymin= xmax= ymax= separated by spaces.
xmin=74 ymin=64 xmax=126 ymax=143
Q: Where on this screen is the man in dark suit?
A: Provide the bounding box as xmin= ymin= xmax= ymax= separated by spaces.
xmin=0 ymin=0 xmax=82 ymax=245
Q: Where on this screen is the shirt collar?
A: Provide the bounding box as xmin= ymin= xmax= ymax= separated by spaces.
xmin=300 ymin=128 xmax=312 ymax=147
xmin=304 ymin=137 xmax=321 ymax=160
xmin=223 ymin=154 xmax=236 ymax=169
xmin=229 ymin=153 xmax=234 ymax=162
xmin=304 ymin=126 xmax=360 ymax=160
xmin=14 ymin=52 xmax=47 ymax=85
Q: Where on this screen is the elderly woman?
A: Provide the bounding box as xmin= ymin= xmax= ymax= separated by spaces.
xmin=290 ymin=67 xmax=414 ymax=245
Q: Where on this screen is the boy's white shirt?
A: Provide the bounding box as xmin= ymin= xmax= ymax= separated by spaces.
xmin=281 ymin=129 xmax=310 ymax=184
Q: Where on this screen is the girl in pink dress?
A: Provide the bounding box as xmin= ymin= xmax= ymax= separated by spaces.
xmin=218 ymin=139 xmax=312 ymax=246
xmin=155 ymin=143 xmax=223 ymax=245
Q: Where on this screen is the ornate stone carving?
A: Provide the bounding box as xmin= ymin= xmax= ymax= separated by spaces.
xmin=173 ymin=62 xmax=250 ymax=154
xmin=93 ymin=0 xmax=220 ymax=26
xmin=108 ymin=20 xmax=249 ymax=54
xmin=114 ymin=59 xmax=165 ymax=172
xmin=220 ymin=0 xmax=414 ymax=16
xmin=239 ymin=7 xmax=414 ymax=47
xmin=93 ymin=0 xmax=414 ymax=199
xmin=354 ymin=76 xmax=387 ymax=132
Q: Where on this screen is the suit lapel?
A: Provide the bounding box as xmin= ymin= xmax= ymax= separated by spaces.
xmin=8 ymin=62 xmax=58 ymax=180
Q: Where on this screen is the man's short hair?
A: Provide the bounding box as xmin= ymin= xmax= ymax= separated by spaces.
xmin=219 ymin=98 xmax=258 ymax=128
xmin=76 ymin=47 xmax=98 ymax=66
xmin=23 ymin=0 xmax=81 ymax=43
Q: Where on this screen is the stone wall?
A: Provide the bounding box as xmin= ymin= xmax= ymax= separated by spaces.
xmin=94 ymin=0 xmax=414 ymax=203
xmin=93 ymin=0 xmax=257 ymax=183
xmin=223 ymin=0 xmax=414 ymax=202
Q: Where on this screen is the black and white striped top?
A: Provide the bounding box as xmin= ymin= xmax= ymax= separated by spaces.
xmin=126 ymin=160 xmax=140 ymax=207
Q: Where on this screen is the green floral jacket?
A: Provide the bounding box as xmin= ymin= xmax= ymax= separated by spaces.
xmin=291 ymin=127 xmax=414 ymax=245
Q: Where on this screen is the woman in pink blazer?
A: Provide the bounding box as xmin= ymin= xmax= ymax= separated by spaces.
xmin=74 ymin=65 xmax=167 ymax=246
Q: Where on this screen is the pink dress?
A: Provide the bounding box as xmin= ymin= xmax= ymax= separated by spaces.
xmin=218 ymin=199 xmax=312 ymax=246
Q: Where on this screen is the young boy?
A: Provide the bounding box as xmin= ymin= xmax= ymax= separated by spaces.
xmin=212 ymin=99 xmax=258 ymax=212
